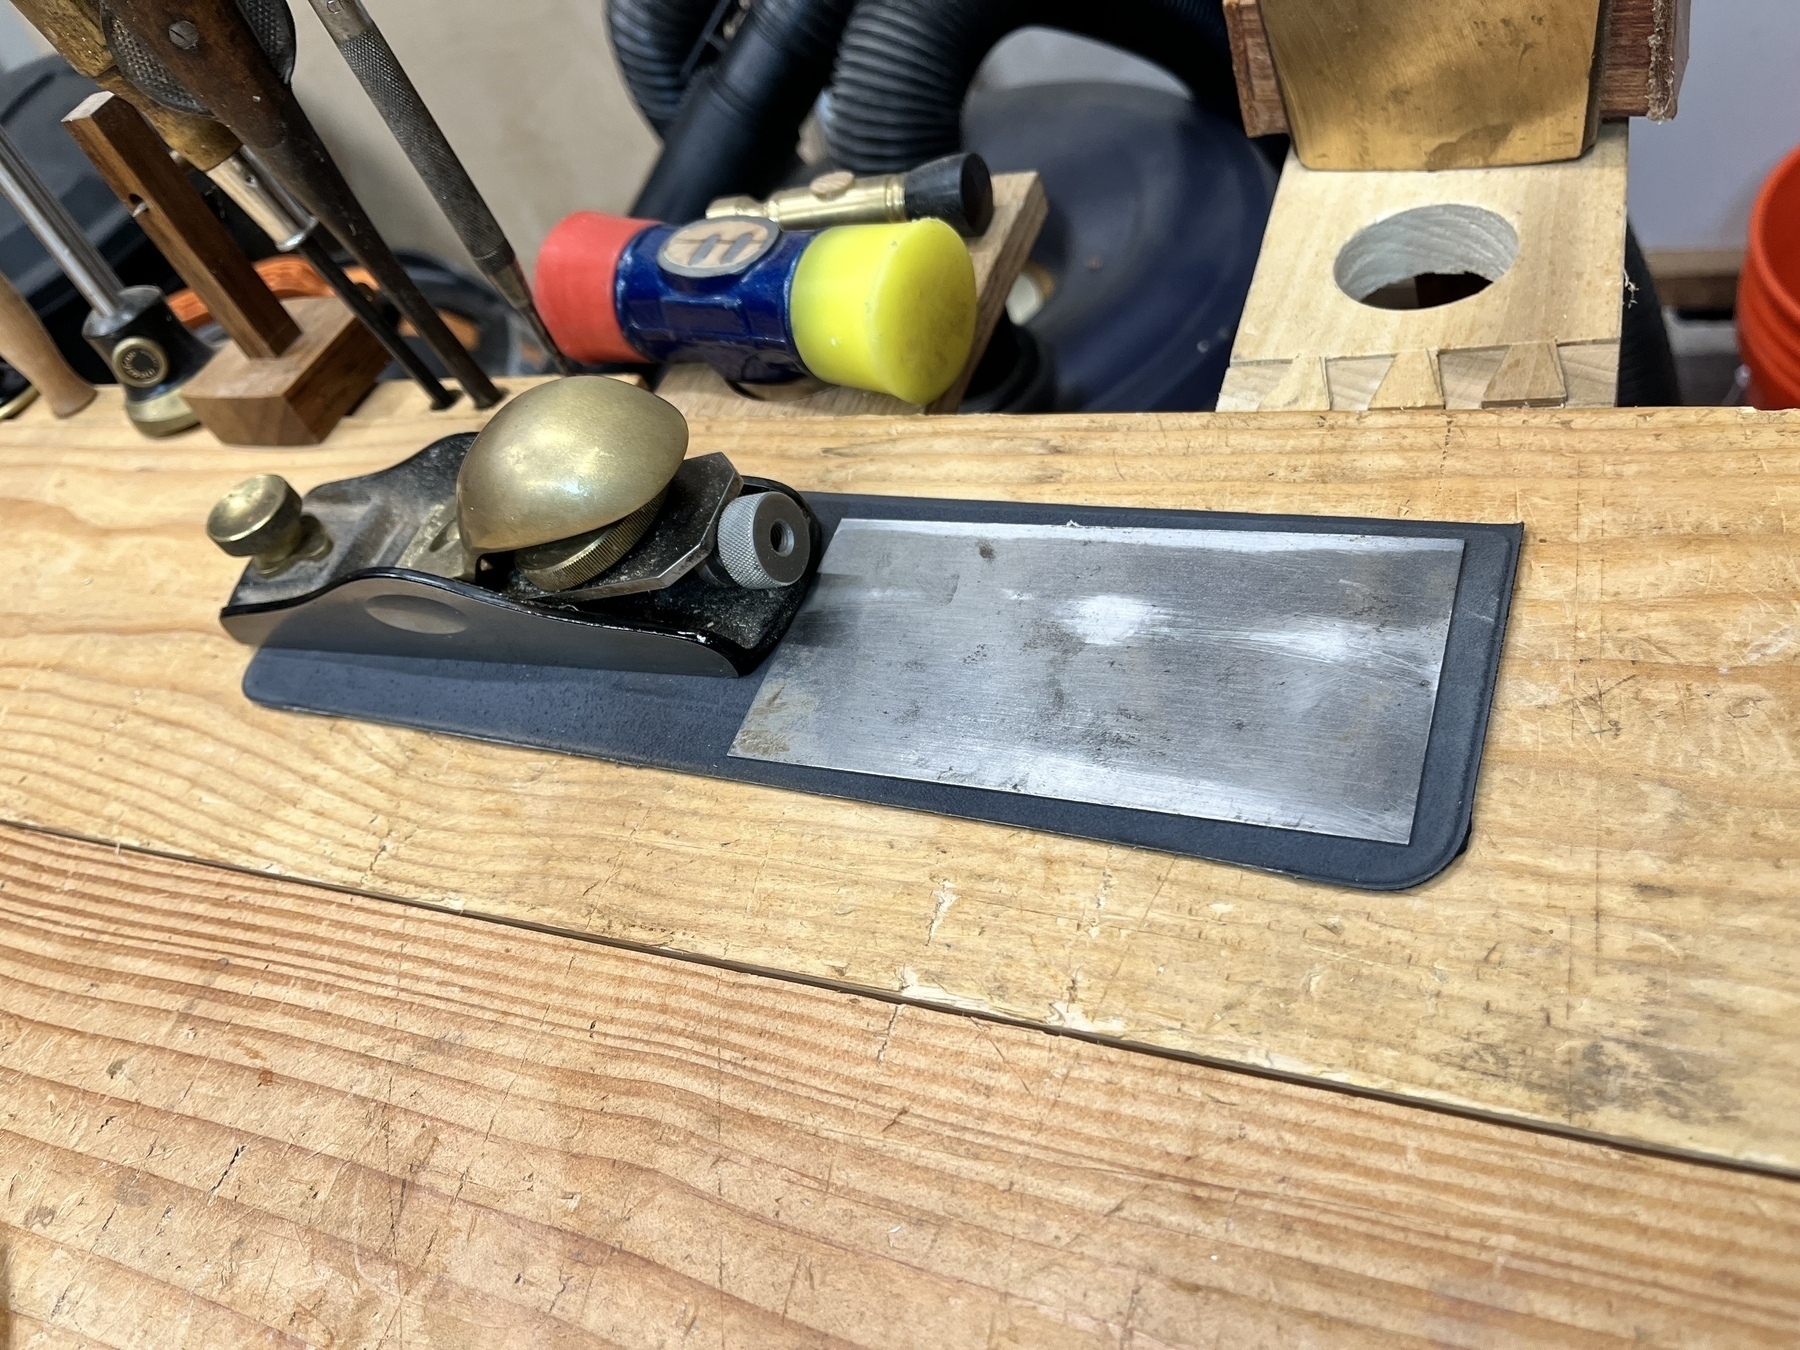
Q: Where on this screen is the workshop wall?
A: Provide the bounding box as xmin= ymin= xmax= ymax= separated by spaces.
xmin=289 ymin=0 xmax=659 ymax=274
xmin=1628 ymin=0 xmax=1800 ymax=252
xmin=0 ymin=0 xmax=42 ymax=69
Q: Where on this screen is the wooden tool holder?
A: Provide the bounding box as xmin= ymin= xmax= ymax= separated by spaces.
xmin=656 ymin=172 xmax=1047 ymax=419
xmin=1218 ymin=127 xmax=1628 ymax=414
xmin=63 ymin=92 xmax=388 ymax=445
xmin=1224 ymin=0 xmax=1691 ymax=160
xmin=1214 ymin=0 xmax=1676 ymax=413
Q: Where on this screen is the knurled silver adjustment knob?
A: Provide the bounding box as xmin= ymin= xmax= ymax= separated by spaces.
xmin=715 ymin=489 xmax=809 ymax=589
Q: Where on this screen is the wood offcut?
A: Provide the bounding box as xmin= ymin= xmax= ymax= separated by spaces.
xmin=1648 ymin=246 xmax=1744 ymax=312
xmin=179 ymin=296 xmax=389 ymax=446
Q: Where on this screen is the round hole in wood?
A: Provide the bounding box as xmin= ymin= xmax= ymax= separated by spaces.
xmin=1334 ymin=205 xmax=1519 ymax=311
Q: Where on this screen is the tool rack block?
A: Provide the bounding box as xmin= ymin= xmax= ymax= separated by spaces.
xmin=1224 ymin=0 xmax=1692 ymax=140
xmin=1219 ymin=125 xmax=1627 ymax=413
xmin=0 ymin=387 xmax=1796 ymax=1181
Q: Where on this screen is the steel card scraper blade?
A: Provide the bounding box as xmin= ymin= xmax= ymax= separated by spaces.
xmin=730 ymin=519 xmax=1466 ymax=844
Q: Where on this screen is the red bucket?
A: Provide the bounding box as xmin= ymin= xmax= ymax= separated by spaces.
xmin=1740 ymin=144 xmax=1800 ymax=409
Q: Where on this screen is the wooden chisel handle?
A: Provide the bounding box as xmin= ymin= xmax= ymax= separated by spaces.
xmin=0 ymin=270 xmax=96 ymax=417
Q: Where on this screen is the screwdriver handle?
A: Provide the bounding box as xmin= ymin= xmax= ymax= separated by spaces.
xmin=97 ymin=69 xmax=240 ymax=170
xmin=0 ymin=269 xmax=95 ymax=417
xmin=9 ymin=0 xmax=240 ymax=169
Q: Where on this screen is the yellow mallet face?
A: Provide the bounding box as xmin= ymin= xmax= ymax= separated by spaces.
xmin=790 ymin=218 xmax=977 ymax=406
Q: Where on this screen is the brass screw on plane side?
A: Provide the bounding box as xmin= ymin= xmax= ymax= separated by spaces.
xmin=207 ymin=473 xmax=330 ymax=576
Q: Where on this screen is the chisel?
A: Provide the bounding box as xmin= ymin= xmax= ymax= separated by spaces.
xmin=99 ymin=0 xmax=503 ymax=408
xmin=301 ymin=0 xmax=572 ymax=375
xmin=0 ymin=270 xmax=95 ymax=417
xmin=9 ymin=0 xmax=453 ymax=407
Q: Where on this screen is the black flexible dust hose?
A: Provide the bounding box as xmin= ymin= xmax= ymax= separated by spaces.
xmin=607 ymin=0 xmax=725 ymax=135
xmin=630 ymin=0 xmax=857 ymax=222
xmin=822 ymin=0 xmax=1240 ymax=173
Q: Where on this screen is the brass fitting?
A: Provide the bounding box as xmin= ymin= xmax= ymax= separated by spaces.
xmin=706 ymin=152 xmax=993 ymax=237
xmin=710 ymin=169 xmax=908 ymax=231
xmin=207 ymin=473 xmax=330 ymax=576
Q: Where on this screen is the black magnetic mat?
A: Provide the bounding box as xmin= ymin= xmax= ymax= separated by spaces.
xmin=243 ymin=494 xmax=1523 ymax=891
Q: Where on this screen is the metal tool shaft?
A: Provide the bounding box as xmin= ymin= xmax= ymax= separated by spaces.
xmin=8 ymin=0 xmax=453 ymax=405
xmin=206 ymin=149 xmax=310 ymax=251
xmin=208 ymin=149 xmax=454 ymax=407
xmin=102 ymin=0 xmax=502 ymax=407
xmin=0 ymin=121 xmax=209 ymax=437
xmin=303 ymin=0 xmax=571 ymax=374
xmin=295 ymin=233 xmax=455 ymax=407
xmin=0 ymin=124 xmax=126 ymax=319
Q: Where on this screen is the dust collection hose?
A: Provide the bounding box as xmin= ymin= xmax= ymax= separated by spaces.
xmin=608 ymin=0 xmax=724 ymax=135
xmin=611 ymin=0 xmax=1239 ymax=218
xmin=821 ymin=0 xmax=1241 ymax=173
xmin=625 ymin=0 xmax=858 ymax=223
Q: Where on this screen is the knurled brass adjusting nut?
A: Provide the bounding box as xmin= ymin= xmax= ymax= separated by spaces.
xmin=208 ymin=474 xmax=302 ymax=557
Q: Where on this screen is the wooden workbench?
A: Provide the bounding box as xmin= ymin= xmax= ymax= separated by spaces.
xmin=3 ymin=384 xmax=1798 ymax=1343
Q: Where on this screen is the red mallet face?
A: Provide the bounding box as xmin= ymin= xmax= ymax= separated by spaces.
xmin=534 ymin=211 xmax=658 ymax=365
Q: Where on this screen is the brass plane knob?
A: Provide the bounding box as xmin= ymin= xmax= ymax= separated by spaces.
xmin=207 ymin=473 xmax=329 ymax=575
